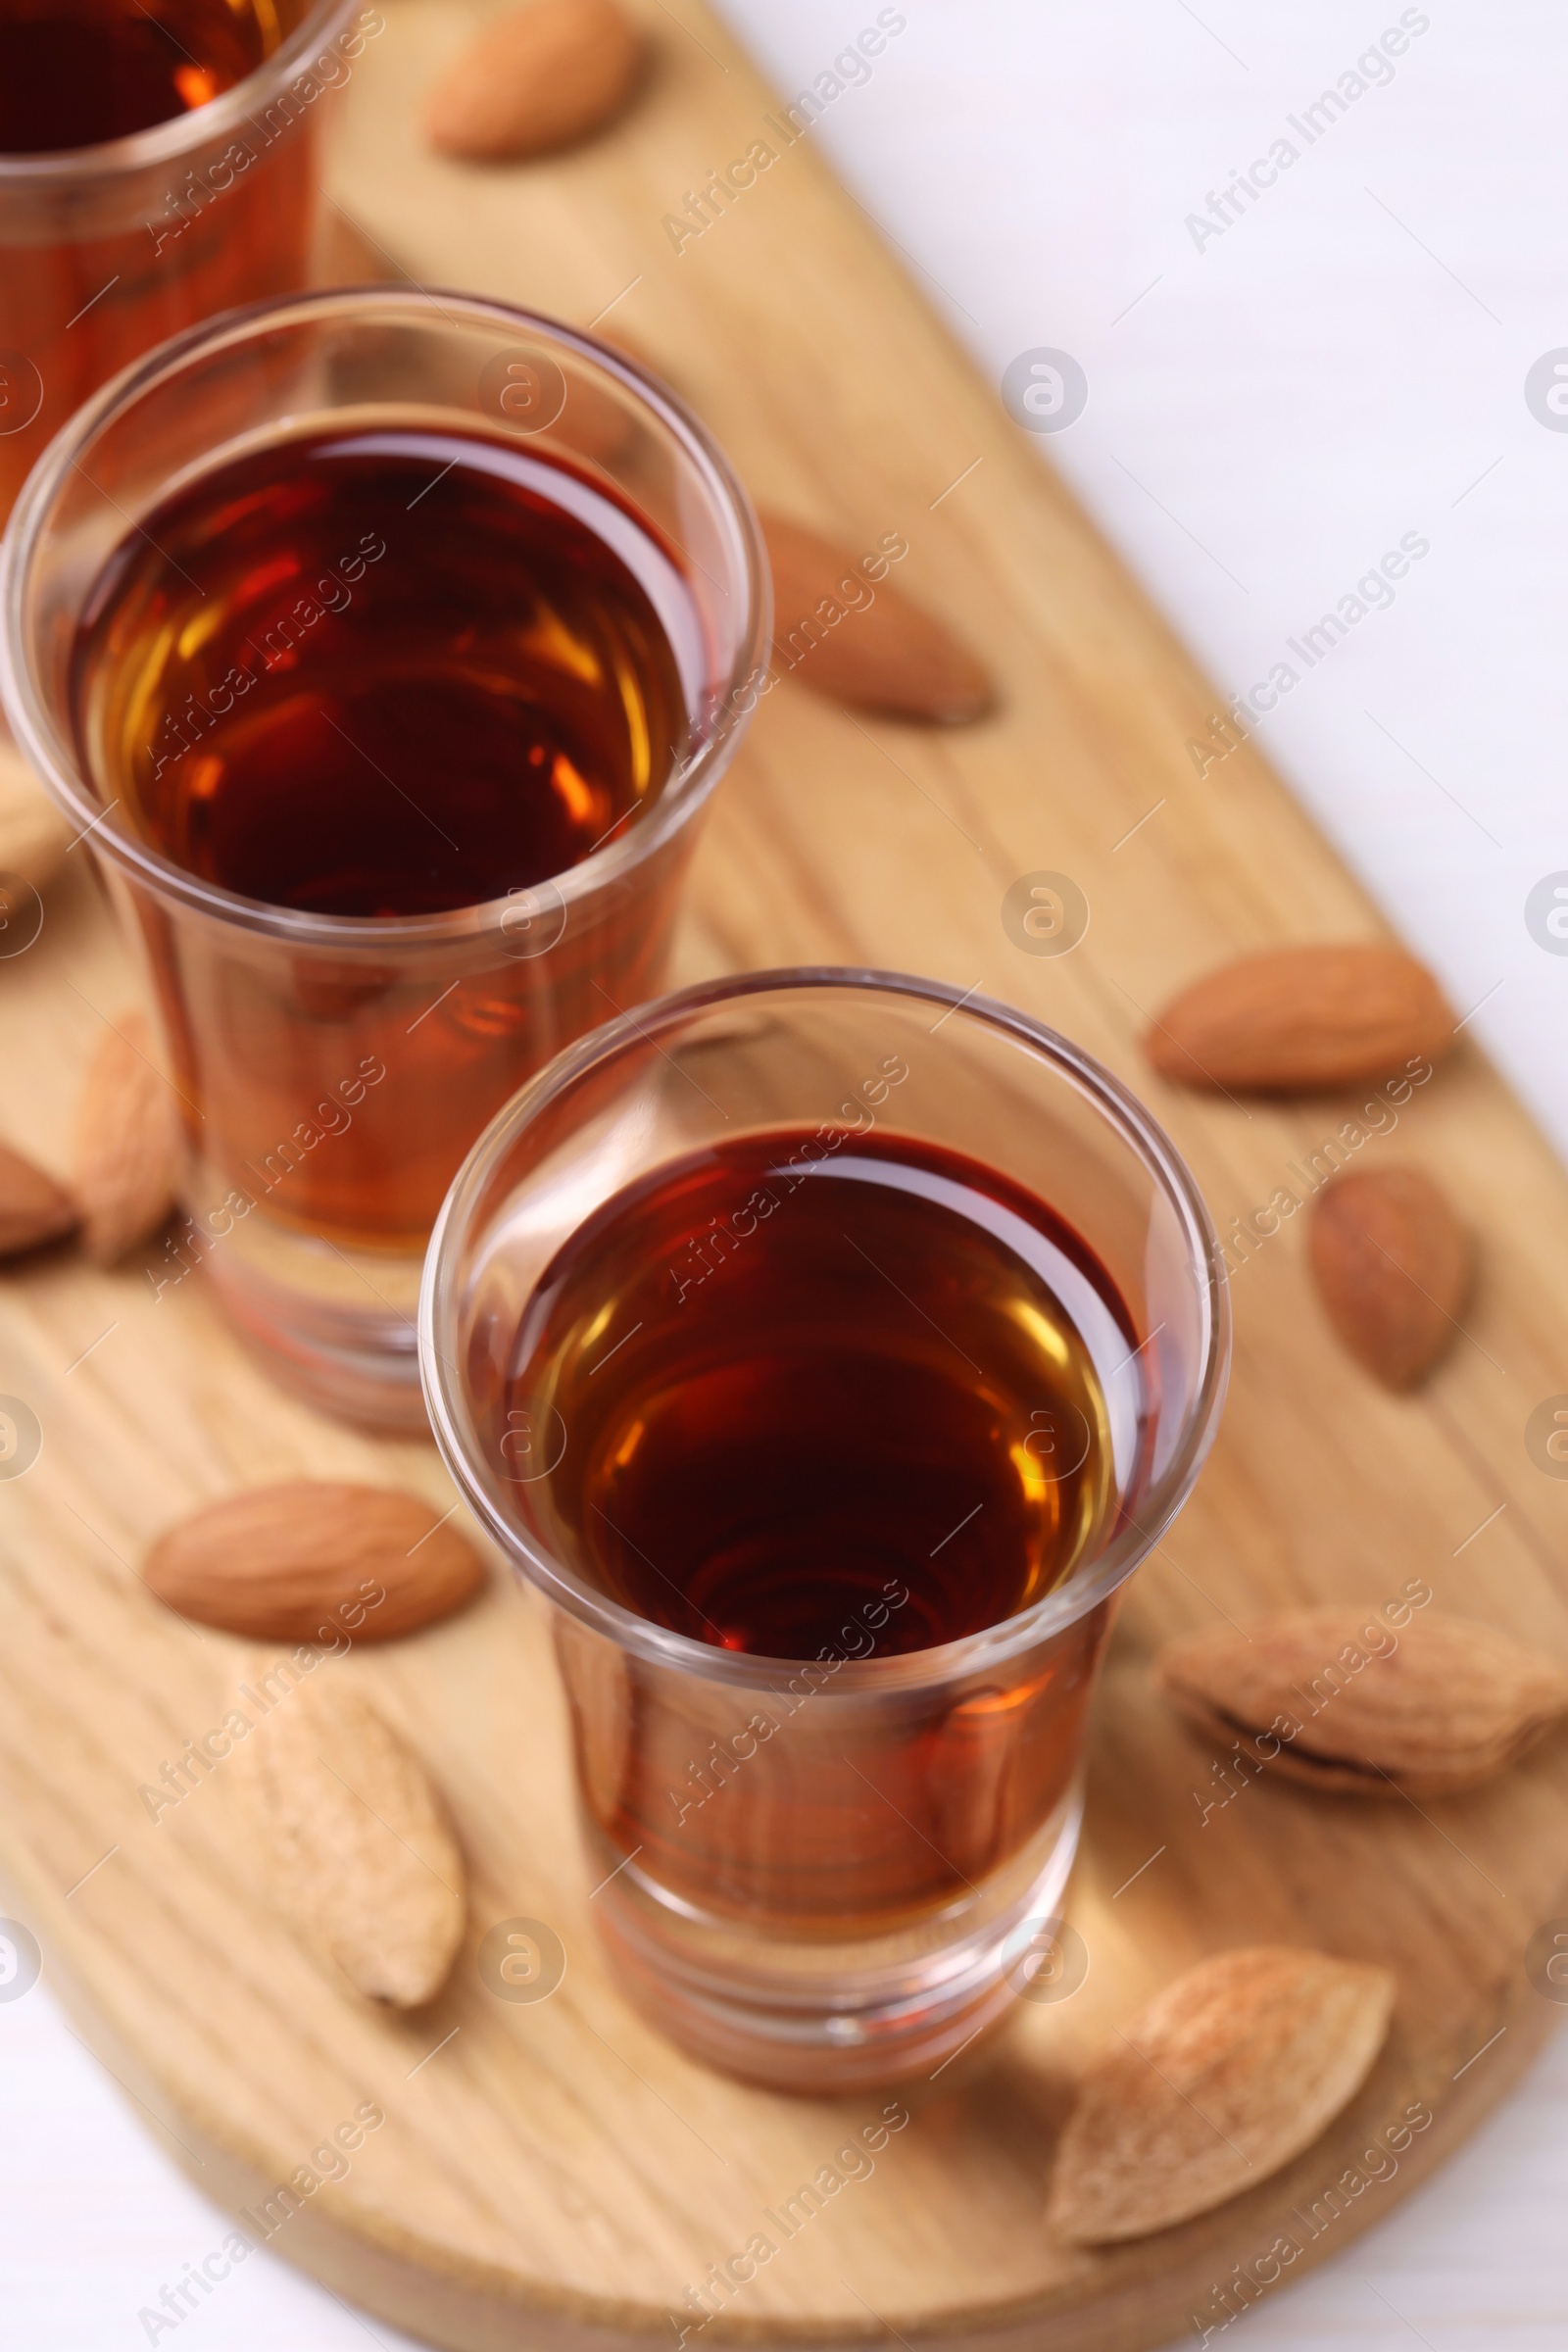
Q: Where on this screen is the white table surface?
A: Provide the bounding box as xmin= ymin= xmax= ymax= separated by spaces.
xmin=5 ymin=2 xmax=1567 ymax=2344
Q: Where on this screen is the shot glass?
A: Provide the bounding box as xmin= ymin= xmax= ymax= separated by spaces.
xmin=421 ymin=969 xmax=1229 ymax=2089
xmin=0 ymin=0 xmax=371 ymax=528
xmin=0 ymin=290 xmax=770 ymax=1426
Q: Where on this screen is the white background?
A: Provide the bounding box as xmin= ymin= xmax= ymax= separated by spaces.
xmin=5 ymin=2 xmax=1568 ymax=2345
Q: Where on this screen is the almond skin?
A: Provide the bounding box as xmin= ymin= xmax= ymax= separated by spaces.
xmin=72 ymin=1013 xmax=180 ymax=1266
xmin=0 ymin=1140 xmax=77 ymax=1259
xmin=1146 ymin=944 xmax=1454 ymax=1094
xmin=763 ymin=514 xmax=996 ymax=724
xmin=1310 ymin=1167 xmax=1470 ymax=1390
xmin=144 ymin=1482 xmax=487 ymax=1643
xmin=1048 ymin=1945 xmax=1395 ymax=2244
xmin=426 ymin=0 xmax=644 ymax=162
xmin=238 ymin=1674 xmax=466 ymax=2006
xmin=1156 ymin=1608 xmax=1568 ymax=1798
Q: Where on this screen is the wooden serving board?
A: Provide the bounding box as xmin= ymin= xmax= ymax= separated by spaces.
xmin=2 ymin=5 xmax=1567 ymax=2348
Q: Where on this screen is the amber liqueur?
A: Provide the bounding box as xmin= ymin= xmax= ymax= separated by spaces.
xmin=74 ymin=424 xmax=687 ymax=914
xmin=0 ymin=0 xmax=272 ymax=154
xmin=0 ymin=0 xmax=347 ymax=524
xmin=501 ymin=1127 xmax=1141 ymax=1930
xmin=70 ymin=424 xmax=695 ymax=1243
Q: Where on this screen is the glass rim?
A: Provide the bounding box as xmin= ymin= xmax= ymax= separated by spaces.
xmin=0 ymin=0 xmax=362 ymax=185
xmin=419 ymin=964 xmax=1232 ymax=1695
xmin=0 ymin=284 xmax=771 ymax=951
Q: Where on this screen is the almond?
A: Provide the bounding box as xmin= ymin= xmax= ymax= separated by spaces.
xmin=0 ymin=738 xmax=72 ymax=896
xmin=1156 ymin=1608 xmax=1568 ymax=1797
xmin=237 ymin=1673 xmax=466 ymax=2006
xmin=1309 ymin=1167 xmax=1470 ymax=1390
xmin=1146 ymin=944 xmax=1453 ymax=1094
xmin=0 ymin=1139 xmax=77 ymax=1259
xmin=762 ymin=514 xmax=996 ymax=724
xmin=144 ymin=1482 xmax=487 ymax=1643
xmin=426 ymin=0 xmax=643 ymax=163
xmin=72 ymin=1012 xmax=180 ymax=1266
xmin=1048 ymin=1945 xmax=1395 ymax=2244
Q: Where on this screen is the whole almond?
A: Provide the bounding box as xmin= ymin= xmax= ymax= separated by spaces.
xmin=1156 ymin=1608 xmax=1568 ymax=1798
xmin=1310 ymin=1167 xmax=1470 ymax=1390
xmin=426 ymin=0 xmax=643 ymax=163
xmin=238 ymin=1674 xmax=465 ymax=2006
xmin=763 ymin=514 xmax=996 ymax=724
xmin=0 ymin=1139 xmax=77 ymax=1259
xmin=1146 ymin=944 xmax=1453 ymax=1093
xmin=1048 ymin=1945 xmax=1394 ymax=2244
xmin=0 ymin=740 xmax=71 ymax=896
xmin=72 ymin=1013 xmax=180 ymax=1266
xmin=144 ymin=1482 xmax=487 ymax=1643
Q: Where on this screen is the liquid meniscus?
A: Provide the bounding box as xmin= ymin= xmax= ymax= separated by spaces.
xmin=71 ymin=424 xmax=693 ymax=917
xmin=504 ymin=1127 xmax=1141 ymax=1660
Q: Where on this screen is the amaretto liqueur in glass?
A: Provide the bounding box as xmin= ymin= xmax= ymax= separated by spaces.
xmin=0 ymin=292 xmax=769 ymax=1424
xmin=0 ymin=0 xmax=369 ymax=525
xmin=422 ymin=971 xmax=1229 ymax=2089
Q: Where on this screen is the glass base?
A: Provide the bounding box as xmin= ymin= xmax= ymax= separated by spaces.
xmin=196 ymin=1196 xmax=429 ymax=1433
xmin=590 ymin=1788 xmax=1083 ymax=2093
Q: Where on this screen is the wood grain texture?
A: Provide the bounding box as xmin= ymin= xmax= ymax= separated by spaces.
xmin=1 ymin=3 xmax=1566 ymax=2348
